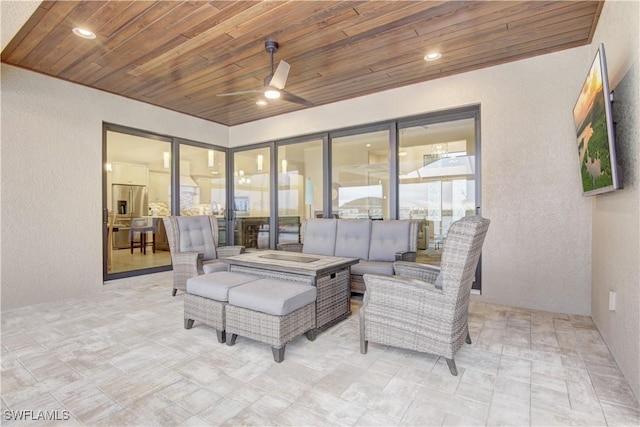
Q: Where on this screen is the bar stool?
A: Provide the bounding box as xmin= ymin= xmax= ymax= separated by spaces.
xmin=130 ymin=217 xmax=155 ymax=254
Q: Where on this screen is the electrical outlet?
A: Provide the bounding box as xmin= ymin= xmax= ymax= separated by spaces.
xmin=609 ymin=291 xmax=617 ymax=311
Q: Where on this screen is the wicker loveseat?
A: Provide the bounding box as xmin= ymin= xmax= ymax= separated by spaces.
xmin=278 ymin=218 xmax=419 ymax=293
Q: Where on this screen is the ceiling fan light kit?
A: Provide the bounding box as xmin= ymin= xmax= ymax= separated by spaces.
xmin=217 ymin=40 xmax=313 ymax=107
xmin=264 ymin=88 xmax=280 ymax=99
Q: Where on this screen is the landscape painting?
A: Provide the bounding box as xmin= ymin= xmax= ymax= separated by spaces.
xmin=573 ymin=49 xmax=614 ymax=194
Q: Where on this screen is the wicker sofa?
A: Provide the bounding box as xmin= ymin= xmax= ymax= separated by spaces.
xmin=278 ymin=218 xmax=419 ymax=293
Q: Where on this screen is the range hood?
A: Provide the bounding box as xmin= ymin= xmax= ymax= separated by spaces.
xmin=180 ymin=175 xmax=198 ymax=187
xmin=179 ymin=161 xmax=198 ymax=187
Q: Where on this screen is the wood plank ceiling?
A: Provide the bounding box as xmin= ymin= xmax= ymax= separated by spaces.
xmin=2 ymin=1 xmax=603 ymax=126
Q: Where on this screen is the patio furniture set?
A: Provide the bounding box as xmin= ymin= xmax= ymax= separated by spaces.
xmin=164 ymin=215 xmax=489 ymax=372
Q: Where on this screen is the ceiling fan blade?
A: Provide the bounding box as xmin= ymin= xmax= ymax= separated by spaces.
xmin=217 ymin=89 xmax=262 ymax=97
xmin=268 ymin=60 xmax=290 ymax=90
xmin=280 ymin=90 xmax=314 ymax=107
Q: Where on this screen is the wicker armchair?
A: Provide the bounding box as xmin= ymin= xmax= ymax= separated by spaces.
xmin=360 ymin=215 xmax=490 ymax=376
xmin=163 ymin=215 xmax=245 ymax=296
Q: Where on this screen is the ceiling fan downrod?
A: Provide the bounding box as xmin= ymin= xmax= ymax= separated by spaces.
xmin=265 ymin=40 xmax=279 ymax=78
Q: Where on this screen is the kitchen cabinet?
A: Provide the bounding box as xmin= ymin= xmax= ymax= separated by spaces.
xmin=148 ymin=172 xmax=170 ymax=202
xmin=112 ymin=162 xmax=148 ymax=186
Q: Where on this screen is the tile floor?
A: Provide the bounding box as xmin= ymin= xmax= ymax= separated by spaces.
xmin=109 ymin=248 xmax=171 ymax=274
xmin=1 ymin=272 xmax=638 ymax=426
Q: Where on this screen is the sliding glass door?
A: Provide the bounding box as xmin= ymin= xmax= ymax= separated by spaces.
xmin=104 ymin=127 xmax=173 ymax=278
xmin=105 ymin=106 xmax=481 ymax=288
xmin=276 ymin=138 xmax=324 ymax=247
xmin=178 ymin=144 xmax=227 ymax=245
xmin=331 ymin=129 xmax=390 ymax=219
xmin=104 ymin=125 xmax=227 ymax=280
xmin=232 ymin=146 xmax=271 ymax=250
xmin=398 ymin=113 xmax=480 ymax=288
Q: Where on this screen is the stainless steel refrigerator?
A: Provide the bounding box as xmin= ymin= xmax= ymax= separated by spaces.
xmin=112 ymin=184 xmax=148 ymax=249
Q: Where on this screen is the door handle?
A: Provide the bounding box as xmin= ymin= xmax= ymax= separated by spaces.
xmin=103 ymin=208 xmax=108 ymax=224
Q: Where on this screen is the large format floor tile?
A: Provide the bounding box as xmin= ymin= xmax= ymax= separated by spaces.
xmin=1 ymin=272 xmax=638 ymax=426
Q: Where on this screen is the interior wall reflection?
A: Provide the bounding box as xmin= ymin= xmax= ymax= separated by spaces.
xmin=331 ymin=130 xmax=390 ymax=219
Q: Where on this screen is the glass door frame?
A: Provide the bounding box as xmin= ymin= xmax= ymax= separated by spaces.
xmin=103 ymin=123 xmax=228 ymax=281
xmin=229 ymin=142 xmax=274 ymax=248
xmin=172 ymin=137 xmax=228 ymax=217
xmin=104 ymin=105 xmax=482 ymax=286
xmin=275 ymin=133 xmax=329 ymax=246
xmin=328 ymin=123 xmax=395 ymax=220
xmin=102 ymin=122 xmax=174 ymax=281
xmin=397 ymin=105 xmax=482 ymax=290
xmin=396 ymin=105 xmax=481 ymax=217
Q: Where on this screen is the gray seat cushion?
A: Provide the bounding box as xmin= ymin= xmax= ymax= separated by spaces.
xmin=350 ymin=260 xmax=394 ymax=277
xmin=334 ymin=219 xmax=371 ymax=260
xmin=228 ymin=279 xmax=317 ymax=316
xmin=186 ymin=271 xmax=258 ymax=301
xmin=302 ymin=219 xmax=337 ymax=256
xmin=177 ymin=216 xmax=217 ymax=261
xmin=202 ymin=260 xmax=228 ymax=274
xmin=368 ymin=220 xmax=411 ymax=261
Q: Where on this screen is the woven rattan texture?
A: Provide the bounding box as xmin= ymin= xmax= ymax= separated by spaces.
xmin=361 ymin=216 xmax=490 ymax=360
xmin=183 ymin=293 xmax=225 ymax=330
xmin=225 ymin=303 xmax=316 ymax=348
xmin=315 ymin=269 xmax=350 ymax=328
xmin=394 ymin=262 xmax=440 ymax=283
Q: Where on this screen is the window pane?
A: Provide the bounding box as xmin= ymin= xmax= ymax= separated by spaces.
xmin=398 ymin=119 xmax=476 ymax=265
xmin=276 ymin=139 xmax=323 ymax=247
xmin=331 ymin=131 xmax=389 ymax=219
xmin=179 ymin=145 xmax=227 ymax=244
xmin=106 ymin=130 xmax=172 ymax=274
xmin=233 ymin=147 xmax=270 ymax=249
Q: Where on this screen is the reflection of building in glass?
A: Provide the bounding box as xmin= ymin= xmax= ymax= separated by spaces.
xmin=399 ymin=155 xmax=476 ymax=237
xmin=338 ymin=184 xmax=383 ymax=218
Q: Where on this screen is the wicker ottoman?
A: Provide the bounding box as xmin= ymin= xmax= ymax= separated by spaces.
xmin=184 ymin=271 xmax=259 ymax=343
xmin=226 ymin=278 xmax=317 ymax=363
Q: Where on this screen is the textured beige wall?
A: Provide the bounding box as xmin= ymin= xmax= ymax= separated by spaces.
xmin=589 ymin=0 xmax=640 ymax=402
xmin=232 ymin=47 xmax=595 ymax=316
xmin=0 ymin=64 xmax=228 ymax=309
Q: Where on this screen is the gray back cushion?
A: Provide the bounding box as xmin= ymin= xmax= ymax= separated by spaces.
xmin=302 ymin=219 xmax=337 ymax=256
xmin=334 ymin=219 xmax=372 ymax=260
xmin=177 ymin=216 xmax=217 ymax=260
xmin=368 ymin=220 xmax=411 ymax=261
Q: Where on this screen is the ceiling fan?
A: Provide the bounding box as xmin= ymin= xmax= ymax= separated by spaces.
xmin=217 ymin=40 xmax=313 ymax=107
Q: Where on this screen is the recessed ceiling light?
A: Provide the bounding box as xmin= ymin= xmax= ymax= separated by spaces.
xmin=72 ymin=27 xmax=96 ymax=39
xmin=366 ymin=143 xmax=371 ymax=147
xmin=424 ymin=52 xmax=442 ymax=61
xmin=256 ymin=99 xmax=268 ymax=106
